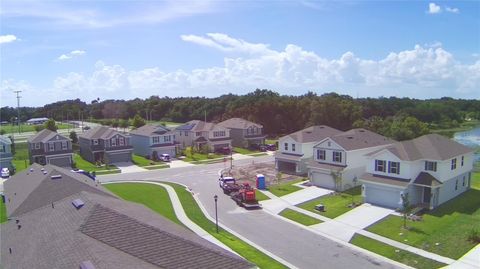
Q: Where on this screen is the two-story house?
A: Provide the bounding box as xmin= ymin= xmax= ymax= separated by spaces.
xmin=0 ymin=135 xmax=13 ymax=172
xmin=27 ymin=129 xmax=73 ymax=167
xmin=130 ymin=124 xmax=177 ymax=158
xmin=79 ymin=126 xmax=133 ymax=164
xmin=360 ymin=134 xmax=473 ymax=209
xmin=175 ymin=120 xmax=231 ymax=152
xmin=307 ymin=128 xmax=395 ymax=190
xmin=275 ymin=125 xmax=342 ymax=175
xmin=217 ymin=118 xmax=266 ymax=147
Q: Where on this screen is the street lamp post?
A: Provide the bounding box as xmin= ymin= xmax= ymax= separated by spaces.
xmin=214 ymin=194 xmax=218 ymax=233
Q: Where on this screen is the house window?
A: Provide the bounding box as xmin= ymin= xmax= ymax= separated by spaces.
xmin=35 ymin=143 xmax=41 ymax=149
xmin=424 ymin=161 xmax=437 ymax=172
xmin=62 ymin=141 xmax=67 ymax=150
xmin=284 ymin=143 xmax=288 ymax=151
xmin=93 ymin=139 xmax=99 ymax=145
xmin=461 ymin=156 xmax=464 ymax=166
xmin=153 ymin=136 xmax=160 ymax=144
xmin=213 ymin=131 xmax=226 ymax=137
xmin=317 ymin=150 xmax=326 ymax=160
xmin=49 ymin=143 xmax=55 ymax=152
xmin=111 ymin=139 xmax=116 ymax=146
xmin=451 ymin=158 xmax=457 ymax=170
xmin=196 ymin=132 xmax=202 ymax=136
xmin=388 ymin=161 xmax=400 ymax=174
xmin=292 ymin=144 xmax=296 ymax=152
xmin=375 ymin=160 xmax=386 ymax=172
xmin=455 ymin=179 xmax=458 ymax=191
xmin=333 ymin=151 xmax=342 ymax=163
xmin=164 ymin=136 xmax=171 ymax=142
xmin=119 ymin=137 xmax=124 ymax=146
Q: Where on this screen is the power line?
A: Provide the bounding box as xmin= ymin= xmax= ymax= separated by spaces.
xmin=13 ymin=90 xmax=22 ymax=134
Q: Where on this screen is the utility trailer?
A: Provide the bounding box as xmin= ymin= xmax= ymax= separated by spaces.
xmin=230 ymin=183 xmax=261 ymax=209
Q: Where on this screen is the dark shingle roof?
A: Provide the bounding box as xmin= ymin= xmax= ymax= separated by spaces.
xmin=328 ymin=128 xmax=394 ymax=151
xmin=27 ymin=129 xmax=68 ymax=143
xmin=413 ymin=172 xmax=443 ymax=187
xmin=130 ymin=125 xmax=172 ymax=137
xmin=217 ymin=118 xmax=262 ymax=129
xmin=282 ymin=125 xmax=342 ymax=143
xmin=360 ymin=173 xmax=410 ymax=187
xmin=176 ymin=120 xmax=226 ymax=132
xmin=79 ymin=126 xmax=125 ymax=140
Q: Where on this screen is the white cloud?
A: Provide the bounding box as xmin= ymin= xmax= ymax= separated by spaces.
xmin=428 ymin=3 xmax=441 ymax=14
xmin=445 ymin=7 xmax=460 ymax=14
xmin=57 ymin=49 xmax=86 ymax=61
xmin=181 ymin=33 xmax=273 ymax=55
xmin=0 ymin=34 xmax=17 ymax=44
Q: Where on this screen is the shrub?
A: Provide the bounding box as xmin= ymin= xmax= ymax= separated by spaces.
xmin=468 ymin=228 xmax=480 ymax=243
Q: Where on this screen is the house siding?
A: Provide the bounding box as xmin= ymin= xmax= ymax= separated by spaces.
xmin=437 ymin=172 xmax=470 ymax=205
xmin=229 ymin=129 xmax=245 ymax=147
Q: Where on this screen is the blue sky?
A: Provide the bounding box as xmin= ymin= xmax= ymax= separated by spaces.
xmin=1 ymin=0 xmax=479 ymax=107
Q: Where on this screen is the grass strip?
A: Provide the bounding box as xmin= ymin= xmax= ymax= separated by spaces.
xmin=279 ymin=208 xmax=322 ymax=226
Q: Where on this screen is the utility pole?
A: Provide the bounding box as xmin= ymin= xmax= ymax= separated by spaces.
xmin=13 ymin=90 xmax=21 ymax=134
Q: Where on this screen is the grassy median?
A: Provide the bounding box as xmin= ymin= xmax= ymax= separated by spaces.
xmin=279 ymin=208 xmax=322 ymax=226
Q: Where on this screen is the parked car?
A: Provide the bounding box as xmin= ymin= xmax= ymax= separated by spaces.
xmin=160 ymin=153 xmax=171 ymax=162
xmin=266 ymin=144 xmax=276 ymax=151
xmin=1 ymin=168 xmax=10 ymax=178
xmin=215 ymin=147 xmax=231 ymax=155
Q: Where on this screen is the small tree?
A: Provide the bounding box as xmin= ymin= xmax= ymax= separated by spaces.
xmin=331 ymin=170 xmax=342 ymax=192
xmin=34 ymin=125 xmax=45 ymax=132
xmin=44 ymin=119 xmax=58 ymax=132
xmin=276 ymin=172 xmax=283 ymax=184
xmin=132 ymin=114 xmax=146 ymax=129
xmin=0 ymin=129 xmax=5 ymax=135
xmin=119 ymin=119 xmax=129 ymax=132
xmin=401 ymin=192 xmax=413 ymax=229
xmin=70 ymin=131 xmax=78 ymax=143
xmin=111 ymin=119 xmax=119 ymax=129
xmin=184 ymin=146 xmax=193 ymax=160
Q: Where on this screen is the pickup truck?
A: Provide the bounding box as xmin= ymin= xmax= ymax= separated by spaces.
xmin=219 ymin=176 xmax=241 ymax=194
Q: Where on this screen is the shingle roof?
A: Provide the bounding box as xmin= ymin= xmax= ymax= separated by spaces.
xmin=129 ymin=124 xmax=173 ymax=137
xmin=27 ymin=129 xmax=68 ymax=143
xmin=176 ymin=120 xmax=226 ymax=132
xmin=282 ymin=125 xmax=342 ymax=143
xmin=79 ymin=126 xmax=125 ymax=140
xmin=306 ymin=160 xmax=346 ymax=171
xmin=328 ymin=128 xmax=395 ymax=151
xmin=275 ymin=152 xmax=303 ymax=162
xmin=413 ymin=172 xmax=443 ymax=187
xmin=0 ymin=135 xmax=12 ymax=145
xmin=360 ymin=173 xmax=410 ymax=187
xmin=217 ymin=118 xmax=262 ymax=129
xmin=367 ymin=133 xmax=473 ymax=161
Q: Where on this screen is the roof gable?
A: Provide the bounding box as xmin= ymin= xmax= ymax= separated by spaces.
xmin=283 ymin=125 xmax=342 ymax=143
xmin=217 ymin=118 xmax=263 ymax=129
xmin=314 ymin=137 xmax=345 ymax=151
xmin=28 ymin=129 xmax=66 ymax=143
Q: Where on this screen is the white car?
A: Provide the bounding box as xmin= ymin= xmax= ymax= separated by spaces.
xmin=1 ymin=168 xmax=10 ymax=178
xmin=160 ymin=154 xmax=171 ymax=162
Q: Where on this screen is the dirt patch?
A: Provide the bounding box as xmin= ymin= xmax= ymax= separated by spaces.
xmin=224 ymin=162 xmax=305 ymax=185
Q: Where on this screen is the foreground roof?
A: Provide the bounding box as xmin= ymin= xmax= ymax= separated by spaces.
xmin=328 ymin=128 xmax=395 ymax=151
xmin=217 ymin=118 xmax=262 ymax=129
xmin=27 ymin=129 xmax=68 ymax=143
xmin=282 ymin=125 xmax=342 ymax=143
xmin=79 ymin=126 xmax=125 ymax=140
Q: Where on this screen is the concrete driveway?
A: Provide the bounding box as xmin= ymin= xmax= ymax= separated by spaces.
xmin=261 ymin=186 xmax=333 ymax=214
xmin=114 ymin=162 xmax=147 ymax=173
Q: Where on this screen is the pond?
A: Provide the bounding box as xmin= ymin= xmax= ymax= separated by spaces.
xmin=453 ymin=126 xmax=480 ymax=163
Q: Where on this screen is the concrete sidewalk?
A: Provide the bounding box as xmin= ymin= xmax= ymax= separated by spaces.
xmin=114 ymin=162 xmax=147 ymax=173
xmin=447 ymin=244 xmax=480 ymax=269
xmin=260 ymin=187 xmax=333 ymax=214
xmin=169 ymin=160 xmax=196 ymax=168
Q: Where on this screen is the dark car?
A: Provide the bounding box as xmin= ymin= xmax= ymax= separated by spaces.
xmin=215 ymin=146 xmax=231 ymax=155
xmin=266 ymin=144 xmax=276 ymax=151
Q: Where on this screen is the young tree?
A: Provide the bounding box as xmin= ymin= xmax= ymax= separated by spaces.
xmin=119 ymin=119 xmax=129 ymax=132
xmin=132 ymin=114 xmax=146 ymax=129
xmin=111 ymin=119 xmax=119 ymax=129
xmin=69 ymin=131 xmax=78 ymax=143
xmin=44 ymin=119 xmax=58 ymax=132
xmin=401 ymin=192 xmax=413 ymax=229
xmin=34 ymin=125 xmax=45 ymax=132
xmin=0 ymin=129 xmax=5 ymax=135
xmin=331 ymin=170 xmax=343 ymax=192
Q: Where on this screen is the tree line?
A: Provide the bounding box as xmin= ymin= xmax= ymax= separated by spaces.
xmin=1 ymin=89 xmax=479 ymax=141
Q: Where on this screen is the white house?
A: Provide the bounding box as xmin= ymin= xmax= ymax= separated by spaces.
xmin=307 ymin=128 xmax=395 ymax=190
xmin=360 ymin=134 xmax=474 ymax=209
xmin=275 ymin=125 xmax=342 ymax=175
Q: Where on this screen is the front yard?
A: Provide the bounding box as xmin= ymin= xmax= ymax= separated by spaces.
xmin=233 ymin=147 xmax=258 ymax=155
xmin=132 ymin=154 xmax=169 ymax=169
xmin=298 ymin=186 xmax=362 ymax=219
xmin=182 ymin=152 xmax=224 ymax=162
xmin=73 ymin=154 xmax=120 ymax=174
xmin=12 ymin=142 xmax=29 ymax=173
xmin=267 ymin=178 xmax=305 ymax=196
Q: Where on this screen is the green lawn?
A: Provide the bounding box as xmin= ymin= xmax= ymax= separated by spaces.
xmin=233 ymin=147 xmax=258 ymax=155
xmin=298 ymin=186 xmax=362 ymax=219
xmin=0 ymin=199 xmax=7 ymax=223
xmin=131 ymin=154 xmax=167 ymax=167
xmin=471 ymin=171 xmax=480 ymax=190
xmin=279 ymin=208 xmax=322 ymax=226
xmin=12 ymin=142 xmax=29 ymax=173
xmin=182 ymin=153 xmax=224 ymax=162
xmin=367 ymin=188 xmax=480 ymax=259
xmin=255 ymin=190 xmax=270 ymax=201
xmin=265 ymin=139 xmax=278 ymax=145
xmin=350 ymin=234 xmax=446 ymax=269
xmin=163 ymin=182 xmax=287 ymax=269
xmin=103 ymin=183 xmax=182 ymax=226
xmin=73 ymin=154 xmax=119 ymax=173
xmin=0 ymin=123 xmax=74 ymax=134
xmin=268 ymin=179 xmax=305 ymax=197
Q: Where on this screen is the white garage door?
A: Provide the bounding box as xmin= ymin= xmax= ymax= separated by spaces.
xmin=365 ymin=184 xmax=401 ymax=209
xmin=311 ymin=172 xmax=336 ymax=189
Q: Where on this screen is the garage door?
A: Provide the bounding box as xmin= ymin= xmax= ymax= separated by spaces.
xmin=152 ymin=148 xmax=176 ymax=158
xmin=277 ymin=161 xmax=296 ymax=173
xmin=311 ymin=171 xmax=336 ymax=189
xmin=213 ymin=144 xmax=229 ymax=150
xmin=365 ymin=184 xmax=401 ymax=209
xmin=47 ymin=156 xmax=71 ymax=167
xmin=107 ymin=152 xmax=132 ymax=163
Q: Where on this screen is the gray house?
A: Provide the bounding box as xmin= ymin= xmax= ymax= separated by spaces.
xmin=361 ymin=134 xmax=474 ymax=209
xmin=1 ymin=163 xmax=254 ymax=269
xmin=217 ymin=118 xmax=266 ymax=147
xmin=175 ymin=120 xmax=231 ymax=152
xmin=79 ymin=126 xmax=133 ymax=164
xmin=27 ymin=129 xmax=73 ymax=167
xmin=130 ymin=124 xmax=177 ymax=158
xmin=0 ymin=135 xmax=13 ymax=172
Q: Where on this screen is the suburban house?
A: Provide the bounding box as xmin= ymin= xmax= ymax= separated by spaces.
xmin=79 ymin=126 xmax=133 ymax=164
xmin=129 ymin=124 xmax=177 ymax=158
xmin=27 ymin=129 xmax=73 ymax=167
xmin=1 ymin=163 xmax=254 ymax=269
xmin=175 ymin=120 xmax=231 ymax=152
xmin=307 ymin=128 xmax=395 ymax=191
xmin=275 ymin=125 xmax=342 ymax=175
xmin=217 ymin=118 xmax=266 ymax=147
xmin=26 ymin=117 xmax=49 ymax=125
xmin=0 ymin=135 xmax=13 ymax=172
xmin=360 ymin=134 xmax=474 ymax=209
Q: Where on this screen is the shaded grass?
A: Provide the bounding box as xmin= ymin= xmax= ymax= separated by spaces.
xmin=268 ymin=178 xmax=305 ymax=197
xmin=0 ymin=198 xmax=7 ymax=223
xmin=279 ymin=208 xmax=322 ymax=226
xmin=367 ymin=188 xmax=480 ymax=259
xmin=132 ymin=154 xmax=165 ymax=167
xmin=233 ymin=147 xmax=258 ymax=155
xmin=103 ymin=183 xmax=182 ymax=226
xmin=350 ymin=234 xmax=446 ymax=269
xmin=183 ymin=153 xmax=224 ymax=162
xmin=255 ymin=190 xmax=270 ymax=201
xmin=163 ymin=182 xmax=287 ymax=269
xmin=73 ymin=153 xmax=118 ymax=172
xmin=297 ymin=186 xmax=362 ymax=219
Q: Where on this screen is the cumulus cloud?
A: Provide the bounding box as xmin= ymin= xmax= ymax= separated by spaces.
xmin=445 ymin=6 xmax=459 ymax=14
xmin=428 ymin=3 xmax=441 ymax=14
xmin=0 ymin=34 xmax=17 ymax=44
xmin=57 ymin=50 xmax=86 ymax=61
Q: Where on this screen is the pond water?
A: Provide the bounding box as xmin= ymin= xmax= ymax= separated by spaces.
xmin=453 ymin=126 xmax=480 ymax=162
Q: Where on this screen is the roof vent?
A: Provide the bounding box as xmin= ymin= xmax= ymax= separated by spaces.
xmin=50 ymin=175 xmax=62 ymax=180
xmin=29 ymin=168 xmax=34 ymax=172
xmin=347 ymin=136 xmax=354 ymax=139
xmin=359 ymin=129 xmax=365 ymax=132
xmin=72 ymin=199 xmax=85 ymax=209
xmin=43 ymin=171 xmax=48 ymax=175
xmin=41 ymin=168 xmax=45 ymax=171
xmin=80 ymin=260 xmax=96 ymax=269
xmin=306 ymin=131 xmax=312 ymax=134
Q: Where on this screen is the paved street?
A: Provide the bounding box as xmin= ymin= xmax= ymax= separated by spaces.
xmin=99 ymin=156 xmax=402 ymax=269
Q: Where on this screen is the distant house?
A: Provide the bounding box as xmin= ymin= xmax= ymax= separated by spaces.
xmin=0 ymin=135 xmax=13 ymax=171
xmin=27 ymin=129 xmax=73 ymax=167
xmin=360 ymin=134 xmax=474 ymax=209
xmin=1 ymin=163 xmax=254 ymax=269
xmin=275 ymin=125 xmax=342 ymax=175
xmin=175 ymin=120 xmax=231 ymax=152
xmin=307 ymin=129 xmax=395 ymax=190
xmin=26 ymin=117 xmax=49 ymax=125
xmin=217 ymin=118 xmax=266 ymax=148
xmin=130 ymin=124 xmax=177 ymax=158
xmin=79 ymin=126 xmax=133 ymax=164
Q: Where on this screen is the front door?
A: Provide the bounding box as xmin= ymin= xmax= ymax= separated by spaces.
xmin=423 ymin=187 xmax=431 ymax=203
